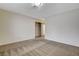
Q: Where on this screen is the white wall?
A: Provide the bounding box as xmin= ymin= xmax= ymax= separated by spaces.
xmin=46 ymin=8 xmax=79 ymax=47
xmin=0 ymin=9 xmax=35 ymax=45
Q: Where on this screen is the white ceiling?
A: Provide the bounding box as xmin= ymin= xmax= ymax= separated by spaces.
xmin=0 ymin=3 xmax=79 ymax=19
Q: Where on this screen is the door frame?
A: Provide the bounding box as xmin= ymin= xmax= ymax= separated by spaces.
xmin=35 ymin=19 xmax=45 ymax=39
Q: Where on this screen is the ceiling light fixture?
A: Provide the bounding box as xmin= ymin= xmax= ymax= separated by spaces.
xmin=32 ymin=3 xmax=43 ymax=7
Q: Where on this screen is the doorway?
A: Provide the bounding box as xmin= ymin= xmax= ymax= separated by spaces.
xmin=35 ymin=21 xmax=45 ymax=39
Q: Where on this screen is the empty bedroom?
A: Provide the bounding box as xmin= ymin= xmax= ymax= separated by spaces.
xmin=0 ymin=3 xmax=79 ymax=56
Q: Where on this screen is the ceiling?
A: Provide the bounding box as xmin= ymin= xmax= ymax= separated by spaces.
xmin=0 ymin=3 xmax=79 ymax=19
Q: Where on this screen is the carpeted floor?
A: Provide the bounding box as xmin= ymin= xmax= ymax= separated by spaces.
xmin=0 ymin=39 xmax=79 ymax=56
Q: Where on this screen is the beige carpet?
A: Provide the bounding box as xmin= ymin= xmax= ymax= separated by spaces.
xmin=0 ymin=39 xmax=79 ymax=56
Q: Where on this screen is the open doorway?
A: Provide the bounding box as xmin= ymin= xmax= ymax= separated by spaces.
xmin=35 ymin=21 xmax=45 ymax=40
